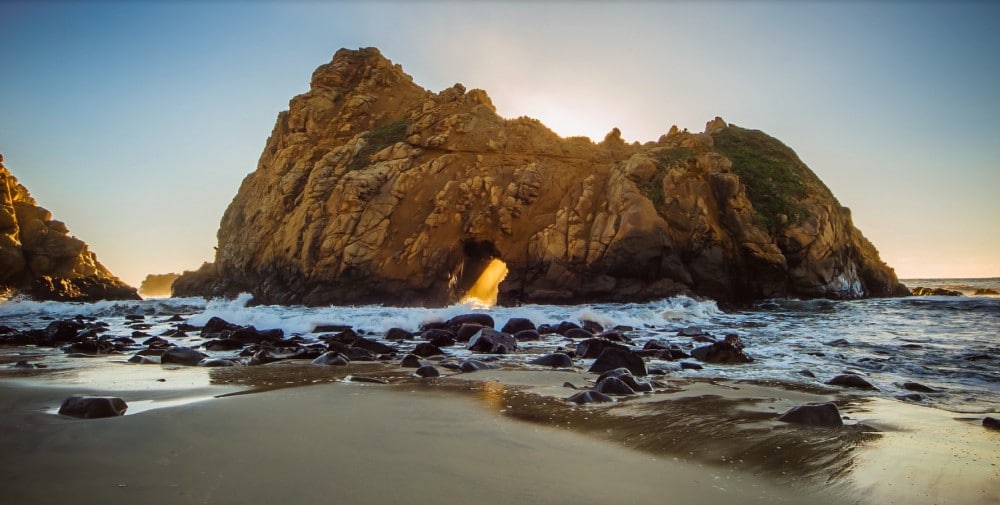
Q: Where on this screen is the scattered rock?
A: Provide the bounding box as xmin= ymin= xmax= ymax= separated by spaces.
xmin=513 ymin=329 xmax=541 ymax=341
xmin=447 ymin=314 xmax=494 ymax=330
xmin=384 ymin=327 xmax=414 ymax=340
xmin=528 ymin=353 xmax=573 ymax=368
xmin=777 ymin=402 xmax=843 ymax=427
xmin=826 ymin=374 xmax=878 ymax=390
xmin=198 ymin=358 xmax=238 ymax=367
xmin=127 ymin=354 xmax=159 ymax=364
xmin=594 ymin=376 xmax=636 ymax=395
xmin=501 ymin=318 xmax=535 ymax=334
xmin=415 ymin=365 xmax=440 ymax=378
xmin=690 ymin=334 xmax=753 ymax=364
xmin=983 ymin=417 xmax=1000 ymax=430
xmin=902 ymin=382 xmax=936 ymax=393
xmin=588 ymin=347 xmax=647 ymax=376
xmin=567 ymin=391 xmax=614 ymax=404
xmin=58 ymin=395 xmax=128 ymax=419
xmin=680 ymin=362 xmax=703 ymax=370
xmin=202 ymin=339 xmax=244 ymax=351
xmin=910 ymin=287 xmax=963 ymax=297
xmin=160 ymin=346 xmax=207 ymax=366
xmin=400 ymin=354 xmax=425 ymax=368
xmin=412 ymin=342 xmax=445 ymax=357
xmin=575 ymin=338 xmax=628 ymax=359
xmin=798 ymin=369 xmax=816 ymax=378
xmin=312 ymin=351 xmax=350 ymax=366
xmin=467 ymin=328 xmax=517 ymax=354
xmin=459 ymin=359 xmax=499 ymax=372
xmin=563 ymin=328 xmax=593 ymax=340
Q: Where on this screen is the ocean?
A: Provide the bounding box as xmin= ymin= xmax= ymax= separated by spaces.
xmin=1 ymin=278 xmax=997 ymax=413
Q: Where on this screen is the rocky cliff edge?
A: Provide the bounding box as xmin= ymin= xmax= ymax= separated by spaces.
xmin=173 ymin=47 xmax=908 ymax=306
xmin=0 ymin=155 xmax=139 ymax=301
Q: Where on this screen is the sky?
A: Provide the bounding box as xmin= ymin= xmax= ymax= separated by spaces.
xmin=1 ymin=1 xmax=998 ymax=286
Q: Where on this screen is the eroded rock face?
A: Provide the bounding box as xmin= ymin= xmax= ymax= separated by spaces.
xmin=0 ymin=155 xmax=139 ymax=302
xmin=173 ymin=47 xmax=908 ymax=306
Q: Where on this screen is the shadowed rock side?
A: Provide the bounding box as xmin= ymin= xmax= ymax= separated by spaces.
xmin=0 ymin=155 xmax=139 ymax=301
xmin=173 ymin=47 xmax=907 ymax=306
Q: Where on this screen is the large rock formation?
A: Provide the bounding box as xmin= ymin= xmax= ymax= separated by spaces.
xmin=174 ymin=47 xmax=908 ymax=306
xmin=0 ymin=155 xmax=139 ymax=301
xmin=139 ymin=272 xmax=180 ymax=297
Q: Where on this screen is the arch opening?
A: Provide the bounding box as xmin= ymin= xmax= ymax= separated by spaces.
xmin=457 ymin=240 xmax=508 ymax=307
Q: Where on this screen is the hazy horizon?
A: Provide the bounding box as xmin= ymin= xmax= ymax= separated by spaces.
xmin=2 ymin=2 xmax=998 ymax=286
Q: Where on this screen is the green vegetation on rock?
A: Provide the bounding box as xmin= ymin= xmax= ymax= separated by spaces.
xmin=641 ymin=146 xmax=694 ymax=212
xmin=712 ymin=126 xmax=830 ymax=233
xmin=348 ymin=118 xmax=411 ymax=170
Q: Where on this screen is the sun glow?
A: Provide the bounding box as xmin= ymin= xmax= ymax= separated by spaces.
xmin=460 ymin=259 xmax=509 ymax=307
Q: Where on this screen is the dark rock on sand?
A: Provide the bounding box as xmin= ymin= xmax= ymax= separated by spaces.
xmin=594 ymin=376 xmax=637 ymax=395
xmin=384 ymin=327 xmax=414 ymax=340
xmin=425 ymin=331 xmax=456 ymax=348
xmin=528 ymin=353 xmax=573 ymax=368
xmin=555 ymin=321 xmax=582 ymax=336
xmin=415 ymin=365 xmax=440 ymax=378
xmin=455 ymin=323 xmax=485 ymax=342
xmin=827 ymin=374 xmax=878 ymax=390
xmin=202 ymin=339 xmax=245 ymax=351
xmin=777 ymin=402 xmax=843 ymax=428
xmin=575 ymin=338 xmax=628 ymax=359
xmin=460 ymin=359 xmax=499 ymax=373
xmin=348 ymin=376 xmax=388 ymax=384
xmin=983 ymin=417 xmax=1000 ymax=430
xmin=230 ymin=326 xmax=284 ymax=344
xmin=468 ymin=328 xmax=517 ymax=354
xmin=588 ymin=347 xmax=647 ymax=376
xmin=501 ymin=318 xmax=535 ymax=334
xmin=198 ymin=358 xmax=238 ymax=367
xmin=400 ymin=354 xmax=426 ymax=368
xmin=447 ymin=313 xmax=494 ymax=330
xmin=596 ymin=368 xmax=653 ymax=392
xmin=581 ymin=319 xmax=604 ymax=334
xmin=312 ymin=351 xmax=350 ymax=366
xmin=45 ymin=320 xmax=84 ymax=343
xmin=564 ymin=328 xmax=594 ymax=340
xmin=896 ymin=393 xmax=923 ymax=402
xmin=513 ymin=329 xmax=542 ymax=341
xmin=567 ymin=391 xmax=614 ymax=404
xmin=351 ymin=337 xmax=397 ymax=355
xmin=127 ymin=354 xmax=159 ymax=364
xmin=690 ymin=334 xmax=753 ymax=364
xmin=412 ymin=342 xmax=445 ymax=358
xmin=201 ymin=316 xmax=240 ymax=337
xmin=902 ymin=382 xmax=936 ymax=393
xmin=160 ymin=346 xmax=207 ymax=366
xmin=680 ymin=362 xmax=703 ymax=370
xmin=58 ymin=395 xmax=128 ymax=419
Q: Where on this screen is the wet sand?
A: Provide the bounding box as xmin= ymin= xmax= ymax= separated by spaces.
xmin=1 ymin=359 xmax=997 ymax=505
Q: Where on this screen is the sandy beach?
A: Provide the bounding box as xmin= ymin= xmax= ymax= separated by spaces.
xmin=2 ymin=358 xmax=996 ymax=505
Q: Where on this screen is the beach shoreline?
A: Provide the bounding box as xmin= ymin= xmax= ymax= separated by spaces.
xmin=2 ymin=356 xmax=997 ymax=505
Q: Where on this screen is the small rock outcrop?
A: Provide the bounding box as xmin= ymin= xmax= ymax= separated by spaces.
xmin=0 ymin=155 xmax=139 ymax=302
xmin=139 ymin=273 xmax=180 ymax=297
xmin=173 ymin=47 xmax=908 ymax=306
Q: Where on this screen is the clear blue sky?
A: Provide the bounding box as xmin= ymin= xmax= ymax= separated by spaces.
xmin=1 ymin=1 xmax=997 ymax=286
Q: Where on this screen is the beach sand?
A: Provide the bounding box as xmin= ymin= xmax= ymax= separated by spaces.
xmin=0 ymin=360 xmax=997 ymax=505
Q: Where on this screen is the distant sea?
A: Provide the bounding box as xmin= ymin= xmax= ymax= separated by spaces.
xmin=1 ymin=278 xmax=997 ymax=412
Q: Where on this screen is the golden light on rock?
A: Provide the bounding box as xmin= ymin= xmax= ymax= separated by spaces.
xmin=461 ymin=258 xmax=508 ymax=307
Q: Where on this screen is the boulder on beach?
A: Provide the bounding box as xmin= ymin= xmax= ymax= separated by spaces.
xmin=777 ymin=402 xmax=843 ymax=428
xmin=58 ymin=395 xmax=128 ymax=419
xmin=690 ymin=334 xmax=753 ymax=364
xmin=160 ymin=346 xmax=208 ymax=366
xmin=588 ymin=347 xmax=647 ymax=376
xmin=567 ymin=391 xmax=614 ymax=405
xmin=170 ymin=48 xmax=908 ymax=307
xmin=826 ymin=374 xmax=878 ymax=390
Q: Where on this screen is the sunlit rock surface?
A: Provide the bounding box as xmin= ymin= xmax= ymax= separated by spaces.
xmin=173 ymin=47 xmax=908 ymax=306
xmin=0 ymin=155 xmax=139 ymax=301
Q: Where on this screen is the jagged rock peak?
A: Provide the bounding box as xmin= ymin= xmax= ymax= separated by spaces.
xmin=173 ymin=48 xmax=908 ymax=306
xmin=0 ymin=154 xmax=139 ymax=301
